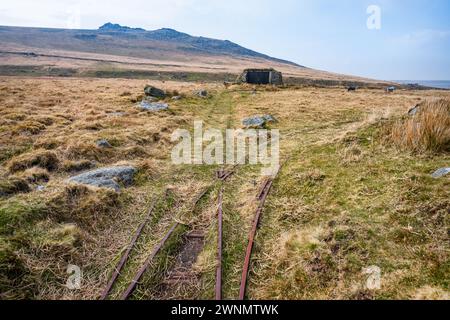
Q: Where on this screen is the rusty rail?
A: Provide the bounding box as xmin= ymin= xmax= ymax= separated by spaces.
xmin=214 ymin=167 xmax=236 ymax=299
xmin=104 ymin=166 xmax=238 ymax=300
xmin=106 ymin=187 xmax=214 ymax=300
xmin=215 ymin=187 xmax=223 ymax=300
xmin=257 ymin=178 xmax=272 ymax=201
xmin=216 ymin=166 xmax=236 ymax=182
xmin=193 ymin=188 xmax=210 ymax=207
xmin=238 ymin=178 xmax=274 ymax=300
xmin=100 ymin=199 xmax=157 ymax=300
xmin=238 ymin=160 xmax=288 ymax=300
xmin=120 ymin=222 xmax=180 ymax=300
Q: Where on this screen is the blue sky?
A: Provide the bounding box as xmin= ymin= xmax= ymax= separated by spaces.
xmin=1 ymin=0 xmax=449 ymax=80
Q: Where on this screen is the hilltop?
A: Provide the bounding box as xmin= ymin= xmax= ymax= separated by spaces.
xmin=97 ymin=23 xmax=299 ymax=66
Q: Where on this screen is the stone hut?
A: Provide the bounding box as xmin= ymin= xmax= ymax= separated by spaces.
xmin=386 ymin=86 xmax=396 ymax=93
xmin=237 ymin=68 xmax=283 ymax=85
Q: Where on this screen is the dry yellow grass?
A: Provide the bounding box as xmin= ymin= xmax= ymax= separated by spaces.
xmin=388 ymin=99 xmax=450 ymax=153
xmin=0 ymin=76 xmax=449 ymax=300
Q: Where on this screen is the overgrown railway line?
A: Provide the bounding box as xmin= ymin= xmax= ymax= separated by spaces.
xmin=99 ymin=165 xmax=280 ymax=300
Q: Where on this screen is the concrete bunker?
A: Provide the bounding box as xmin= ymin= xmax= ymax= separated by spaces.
xmin=237 ymin=68 xmax=283 ymax=85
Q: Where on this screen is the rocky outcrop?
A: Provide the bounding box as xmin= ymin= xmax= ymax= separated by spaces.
xmin=138 ymin=101 xmax=169 ymax=112
xmin=432 ymin=168 xmax=450 ymax=179
xmin=242 ymin=115 xmax=277 ymax=129
xmin=144 ymin=86 xmax=166 ymax=99
xmin=99 ymin=23 xmax=145 ymax=32
xmin=96 ymin=139 xmax=112 ymax=148
xmin=68 ymin=166 xmax=136 ymax=191
xmin=408 ymin=104 xmax=420 ymax=116
xmin=195 ymin=90 xmax=208 ymax=98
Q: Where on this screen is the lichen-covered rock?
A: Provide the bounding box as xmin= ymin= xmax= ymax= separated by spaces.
xmin=408 ymin=105 xmax=420 ymax=116
xmin=431 ymin=168 xmax=450 ymax=179
xmin=196 ymin=90 xmax=208 ymax=98
xmin=68 ymin=166 xmax=136 ymax=191
xmin=242 ymin=115 xmax=277 ymax=129
xmin=138 ymin=101 xmax=169 ymax=112
xmin=262 ymin=115 xmax=277 ymax=123
xmin=96 ymin=139 xmax=112 ymax=148
xmin=144 ymin=85 xmax=166 ymax=99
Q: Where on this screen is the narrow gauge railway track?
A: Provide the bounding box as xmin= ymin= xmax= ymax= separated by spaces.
xmin=121 ymin=221 xmax=181 ymax=300
xmin=100 ymin=168 xmax=235 ymax=300
xmin=100 ymin=162 xmax=280 ymax=300
xmin=214 ymin=169 xmax=233 ymax=300
xmin=215 ymin=186 xmax=224 ymax=300
xmin=100 ymin=199 xmax=158 ymax=300
xmin=238 ymin=161 xmax=286 ymax=299
xmin=239 ymin=177 xmax=274 ymax=300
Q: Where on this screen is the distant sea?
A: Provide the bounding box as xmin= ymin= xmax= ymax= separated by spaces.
xmin=394 ymin=80 xmax=450 ymax=90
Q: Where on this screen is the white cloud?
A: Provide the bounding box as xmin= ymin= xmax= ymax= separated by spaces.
xmin=397 ymin=29 xmax=450 ymax=46
xmin=0 ymin=0 xmax=273 ymax=29
xmin=0 ymin=0 xmax=200 ymax=29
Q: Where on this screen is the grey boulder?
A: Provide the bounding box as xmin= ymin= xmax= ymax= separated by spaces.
xmin=96 ymin=139 xmax=112 ymax=148
xmin=431 ymin=168 xmax=450 ymax=179
xmin=196 ymin=90 xmax=208 ymax=98
xmin=144 ymin=85 xmax=166 ymax=99
xmin=138 ymin=101 xmax=169 ymax=112
xmin=242 ymin=115 xmax=277 ymax=129
xmin=408 ymin=105 xmax=420 ymax=116
xmin=68 ymin=166 xmax=136 ymax=191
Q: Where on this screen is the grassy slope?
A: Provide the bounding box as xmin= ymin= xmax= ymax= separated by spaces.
xmin=0 ymin=77 xmax=448 ymax=299
xmin=0 ymin=26 xmax=386 ymax=84
xmin=241 ymin=91 xmax=449 ymax=300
